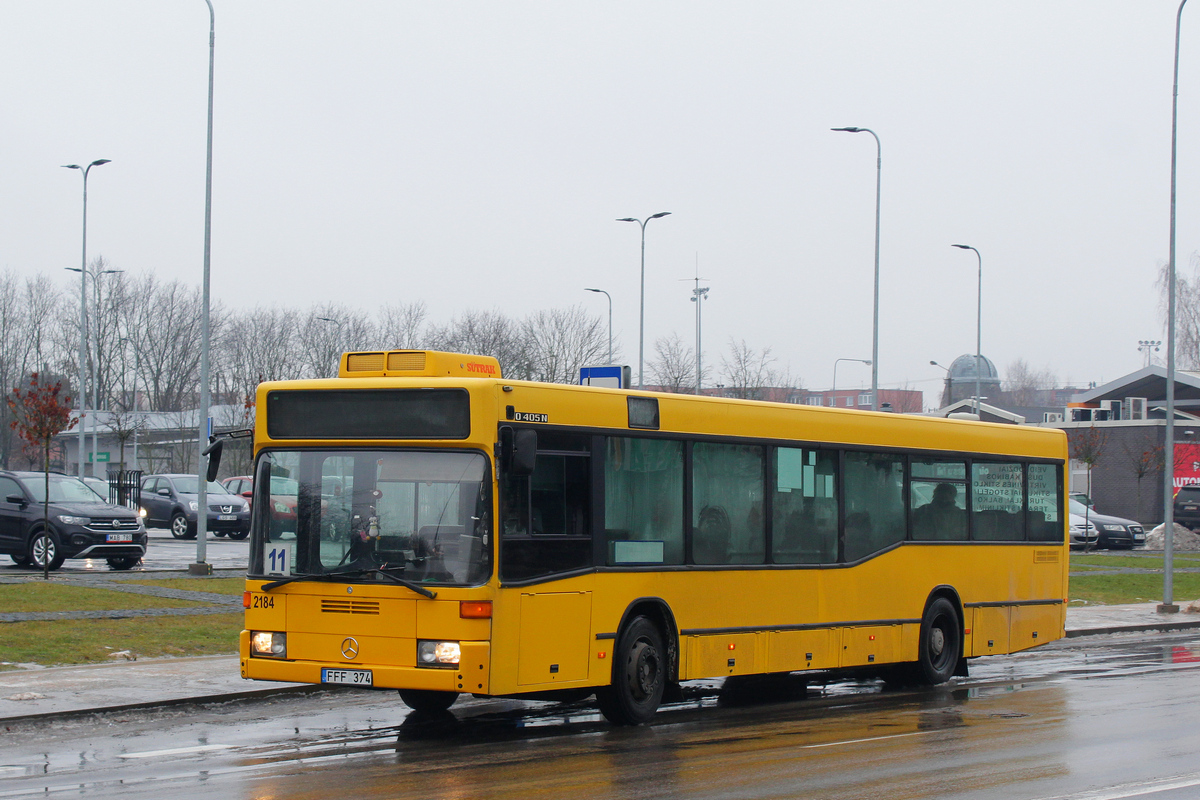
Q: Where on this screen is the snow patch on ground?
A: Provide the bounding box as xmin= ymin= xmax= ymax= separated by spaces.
xmin=1142 ymin=523 xmax=1200 ymax=551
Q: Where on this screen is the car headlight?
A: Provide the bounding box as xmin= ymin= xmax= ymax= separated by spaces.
xmin=417 ymin=640 xmax=460 ymax=668
xmin=189 ymin=501 xmax=199 ymax=511
xmin=250 ymin=631 xmax=287 ymax=658
xmin=1102 ymin=524 xmax=1125 ymax=531
xmin=57 ymin=515 xmax=91 ymax=525
xmin=138 ymin=507 xmax=148 ymax=518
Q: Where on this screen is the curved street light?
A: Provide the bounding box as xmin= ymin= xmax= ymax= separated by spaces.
xmin=583 ymin=288 xmax=612 ymax=365
xmin=617 ymin=212 xmax=671 ymax=389
xmin=831 ymin=127 xmax=881 ymax=411
xmin=62 ymin=159 xmax=111 ymax=479
xmin=832 ymin=357 xmax=872 ymax=407
xmin=952 ymin=244 xmax=983 ymax=417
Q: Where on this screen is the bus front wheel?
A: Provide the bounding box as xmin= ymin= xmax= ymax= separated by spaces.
xmin=916 ymin=597 xmax=961 ymax=685
xmin=398 ymin=689 xmax=458 ymax=713
xmin=596 ymin=615 xmax=666 ymax=725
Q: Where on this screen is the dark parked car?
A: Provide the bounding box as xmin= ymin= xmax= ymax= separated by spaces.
xmin=0 ymin=471 xmax=146 ymax=571
xmin=221 ymin=475 xmax=301 ymax=539
xmin=1069 ymin=499 xmax=1145 ymax=549
xmin=140 ymin=474 xmax=250 ymax=540
xmin=1174 ymin=484 xmax=1200 ymax=531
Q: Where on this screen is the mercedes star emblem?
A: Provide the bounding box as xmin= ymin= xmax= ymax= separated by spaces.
xmin=341 ymin=637 xmax=360 ymax=660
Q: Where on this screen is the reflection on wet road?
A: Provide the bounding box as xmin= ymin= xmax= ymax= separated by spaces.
xmin=4 ymin=632 xmax=1200 ymax=800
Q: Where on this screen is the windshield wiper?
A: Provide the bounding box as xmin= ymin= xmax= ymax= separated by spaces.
xmin=260 ymin=568 xmax=437 ymax=599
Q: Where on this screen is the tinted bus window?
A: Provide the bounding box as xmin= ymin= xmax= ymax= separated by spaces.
xmin=772 ymin=447 xmax=838 ymax=564
xmin=1027 ymin=463 xmax=1062 ymax=542
xmin=692 ymin=442 xmax=765 ymax=565
xmin=844 ymin=451 xmax=905 ymax=562
xmin=911 ymin=460 xmax=968 ymax=541
xmin=605 ymin=437 xmax=684 ymax=565
xmin=972 ymin=462 xmax=1025 ymax=541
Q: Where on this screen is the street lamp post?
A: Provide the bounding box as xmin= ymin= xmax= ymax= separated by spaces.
xmin=617 ymin=212 xmax=671 ymax=389
xmin=193 ymin=0 xmax=216 ymax=575
xmin=1139 ymin=339 xmax=1162 ymax=367
xmin=317 ymin=317 xmax=346 ymax=376
xmin=831 ymin=127 xmax=881 ymax=411
xmin=952 ymin=244 xmax=983 ymax=417
xmin=690 ymin=278 xmax=709 ymax=395
xmin=832 ymin=358 xmax=872 ymax=406
xmin=1163 ymin=0 xmax=1190 ymax=614
xmin=62 ymin=159 xmax=111 ymax=479
xmin=66 ymin=265 xmax=122 ymax=472
xmin=583 ymin=288 xmax=613 ymax=365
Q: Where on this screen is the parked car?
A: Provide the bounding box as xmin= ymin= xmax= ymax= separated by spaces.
xmin=82 ymin=476 xmax=111 ymax=502
xmin=1069 ymin=492 xmax=1093 ymax=508
xmin=140 ymin=474 xmax=250 ymax=540
xmin=221 ymin=475 xmax=300 ymax=539
xmin=0 ymin=471 xmax=146 ymax=571
xmin=1174 ymin=484 xmax=1200 ymax=530
xmin=1069 ymin=513 xmax=1099 ymax=549
xmin=1068 ymin=499 xmax=1145 ymax=549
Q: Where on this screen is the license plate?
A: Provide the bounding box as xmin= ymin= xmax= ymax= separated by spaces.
xmin=218 ymin=515 xmax=237 ymax=521
xmin=321 ymin=668 xmax=373 ymax=686
xmin=1187 ymin=506 xmax=1198 ymax=511
xmin=106 ymin=533 xmax=132 ymax=543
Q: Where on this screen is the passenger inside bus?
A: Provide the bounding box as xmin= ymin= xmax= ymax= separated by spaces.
xmin=914 ymin=482 xmax=966 ymax=540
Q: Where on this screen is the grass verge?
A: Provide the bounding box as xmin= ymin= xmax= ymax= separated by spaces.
xmin=0 ymin=583 xmax=219 ymax=613
xmin=1071 ymin=554 xmax=1200 ymax=570
xmin=0 ymin=613 xmax=242 ymax=670
xmin=1070 ymin=572 xmax=1200 ymax=605
xmin=125 ymin=578 xmax=244 ymax=595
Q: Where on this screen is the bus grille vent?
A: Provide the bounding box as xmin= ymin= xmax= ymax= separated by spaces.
xmin=387 ymin=351 xmax=427 ymax=371
xmin=321 ymin=599 xmax=381 ymax=615
xmin=1034 ymin=550 xmax=1060 ymax=563
xmin=346 ymin=352 xmax=386 ymax=372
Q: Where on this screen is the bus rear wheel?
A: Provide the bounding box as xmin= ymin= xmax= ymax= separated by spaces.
xmin=398 ymin=689 xmax=458 ymax=713
xmin=916 ymin=597 xmax=961 ymax=685
xmin=596 ymin=615 xmax=665 ymax=725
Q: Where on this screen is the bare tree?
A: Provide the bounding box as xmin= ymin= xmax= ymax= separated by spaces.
xmin=522 ymin=305 xmax=608 ymax=384
xmin=648 ymin=333 xmax=696 ymax=393
xmin=1160 ymin=254 xmax=1200 ymax=369
xmin=721 ymin=338 xmax=783 ymax=400
xmin=377 ymin=301 xmax=429 ymax=350
xmin=129 ymin=276 xmax=215 ymax=411
xmin=297 ymin=303 xmax=375 ymax=378
xmin=217 ymin=306 xmax=303 ymax=401
xmin=427 ymin=310 xmax=530 ymax=379
xmin=1069 ymin=426 xmax=1108 ymax=551
xmin=1003 ymin=359 xmax=1058 ymax=406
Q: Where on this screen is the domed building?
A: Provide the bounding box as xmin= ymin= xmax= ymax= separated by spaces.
xmin=941 ymin=354 xmax=1002 ymax=407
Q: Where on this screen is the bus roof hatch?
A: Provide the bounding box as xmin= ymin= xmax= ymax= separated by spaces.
xmin=339 ymin=350 xmax=502 ymax=380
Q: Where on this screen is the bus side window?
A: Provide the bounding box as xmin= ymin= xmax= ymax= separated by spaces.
xmin=843 ymin=451 xmax=905 ymax=562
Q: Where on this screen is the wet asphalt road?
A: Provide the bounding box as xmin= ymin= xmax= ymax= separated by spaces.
xmin=3 ymin=631 xmax=1200 ymax=799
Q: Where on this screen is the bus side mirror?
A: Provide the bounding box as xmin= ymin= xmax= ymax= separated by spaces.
xmin=500 ymin=426 xmax=537 ymax=476
xmin=512 ymin=429 xmax=537 ymax=476
xmin=202 ymin=438 xmax=224 ymax=483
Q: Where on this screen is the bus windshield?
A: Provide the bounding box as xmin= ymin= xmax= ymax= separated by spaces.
xmin=249 ymin=449 xmax=491 ymax=587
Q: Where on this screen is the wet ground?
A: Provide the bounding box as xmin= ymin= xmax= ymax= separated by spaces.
xmin=2 ymin=630 xmax=1200 ymax=799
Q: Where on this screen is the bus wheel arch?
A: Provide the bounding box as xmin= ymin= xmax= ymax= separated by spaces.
xmin=916 ymin=587 xmax=965 ymax=685
xmin=597 ymin=598 xmax=678 ymax=725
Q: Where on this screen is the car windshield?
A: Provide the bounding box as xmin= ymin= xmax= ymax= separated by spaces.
xmin=249 ymin=449 xmax=492 ymax=587
xmin=175 ymin=478 xmax=228 ymax=495
xmin=269 ymin=476 xmax=299 ymax=495
xmin=1068 ymin=499 xmax=1093 ymax=515
xmin=27 ymin=475 xmax=111 ymax=504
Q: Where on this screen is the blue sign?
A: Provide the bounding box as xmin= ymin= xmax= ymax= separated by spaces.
xmin=579 ymin=365 xmax=629 ymax=389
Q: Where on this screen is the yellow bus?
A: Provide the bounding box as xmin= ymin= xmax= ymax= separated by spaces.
xmin=237 ymin=349 xmax=1069 ymax=725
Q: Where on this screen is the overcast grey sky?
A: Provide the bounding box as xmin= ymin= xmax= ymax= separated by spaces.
xmin=2 ymin=2 xmax=1196 ymax=404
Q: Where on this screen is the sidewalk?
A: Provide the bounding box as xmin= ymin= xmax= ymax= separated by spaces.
xmin=3 ymin=603 xmax=1200 ymax=724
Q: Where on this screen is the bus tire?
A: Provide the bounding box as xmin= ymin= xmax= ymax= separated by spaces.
xmin=596 ymin=615 xmax=665 ymax=725
xmin=398 ymin=689 xmax=458 ymax=713
xmin=916 ymin=597 xmax=961 ymax=685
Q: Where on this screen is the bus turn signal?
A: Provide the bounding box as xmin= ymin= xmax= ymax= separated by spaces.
xmin=460 ymin=601 xmax=492 ymax=619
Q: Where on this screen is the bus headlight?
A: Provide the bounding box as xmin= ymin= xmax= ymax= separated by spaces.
xmin=250 ymin=631 xmax=287 ymax=658
xmin=417 ymin=640 xmax=460 ymax=667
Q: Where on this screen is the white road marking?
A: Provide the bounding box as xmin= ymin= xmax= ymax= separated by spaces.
xmin=798 ymin=730 xmax=937 ymax=749
xmin=118 ymin=744 xmax=234 ymax=759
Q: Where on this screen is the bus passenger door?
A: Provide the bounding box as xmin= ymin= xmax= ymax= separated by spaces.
xmin=517 ymin=591 xmax=592 ymax=685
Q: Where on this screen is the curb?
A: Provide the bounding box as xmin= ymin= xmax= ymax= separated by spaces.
xmin=0 ymin=683 xmax=332 ymax=726
xmin=1066 ymin=619 xmax=1200 ymax=638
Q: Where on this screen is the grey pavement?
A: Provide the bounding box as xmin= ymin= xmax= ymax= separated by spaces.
xmin=3 ymin=597 xmax=1200 ymax=724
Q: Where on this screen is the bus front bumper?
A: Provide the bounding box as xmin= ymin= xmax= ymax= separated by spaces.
xmin=239 ymin=632 xmax=491 ymax=694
